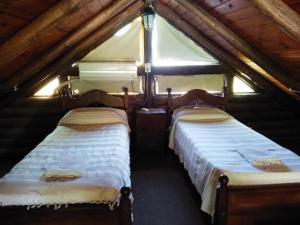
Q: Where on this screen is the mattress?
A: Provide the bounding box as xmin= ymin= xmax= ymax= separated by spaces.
xmin=0 ymin=108 xmax=130 ymax=209
xmin=169 ymin=107 xmax=300 ymax=216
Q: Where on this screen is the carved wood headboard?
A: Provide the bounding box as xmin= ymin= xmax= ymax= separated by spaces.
xmin=166 ymin=88 xmax=226 ymax=113
xmin=61 ymin=88 xmax=129 ymax=112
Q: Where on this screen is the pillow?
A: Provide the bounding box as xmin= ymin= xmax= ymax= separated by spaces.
xmin=173 ymin=107 xmax=230 ymax=122
xmin=58 ymin=107 xmax=128 ymax=126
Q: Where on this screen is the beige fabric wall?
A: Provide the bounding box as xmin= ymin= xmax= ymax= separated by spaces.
xmin=82 ymin=17 xmax=143 ymax=63
xmin=152 ymin=15 xmax=219 ymax=66
xmin=71 ymin=77 xmax=143 ymax=94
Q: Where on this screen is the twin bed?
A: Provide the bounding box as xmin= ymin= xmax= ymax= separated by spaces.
xmin=1 ymin=88 xmax=300 ymax=225
xmin=167 ymin=89 xmax=300 ymax=225
xmin=0 ymin=90 xmax=132 ymax=225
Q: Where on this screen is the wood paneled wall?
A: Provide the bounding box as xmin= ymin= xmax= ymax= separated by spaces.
xmin=0 ymin=97 xmax=64 ymax=159
xmin=0 ymin=93 xmax=299 ymax=170
xmin=0 ymin=0 xmax=59 ymax=44
xmin=227 ymin=93 xmax=300 ymax=154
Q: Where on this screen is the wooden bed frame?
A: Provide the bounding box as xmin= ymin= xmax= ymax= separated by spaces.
xmin=61 ymin=87 xmax=129 ymax=112
xmin=166 ymin=88 xmax=300 ymax=225
xmin=0 ymin=89 xmax=132 ymax=225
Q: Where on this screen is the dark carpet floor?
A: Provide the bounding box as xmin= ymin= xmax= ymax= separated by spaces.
xmin=132 ymin=167 xmax=208 ymax=225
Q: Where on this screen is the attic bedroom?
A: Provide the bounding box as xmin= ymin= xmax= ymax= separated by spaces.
xmin=0 ymin=0 xmax=300 ymax=225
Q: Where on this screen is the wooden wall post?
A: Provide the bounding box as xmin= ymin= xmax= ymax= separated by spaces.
xmin=143 ymin=8 xmax=154 ymax=107
xmin=123 ymin=87 xmax=129 ymax=112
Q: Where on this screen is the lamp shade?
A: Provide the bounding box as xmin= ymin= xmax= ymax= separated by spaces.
xmin=142 ymin=6 xmax=155 ymax=30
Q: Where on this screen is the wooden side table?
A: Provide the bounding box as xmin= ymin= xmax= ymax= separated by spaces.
xmin=134 ymin=108 xmax=167 ymax=154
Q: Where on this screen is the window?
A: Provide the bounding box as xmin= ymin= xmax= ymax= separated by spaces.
xmin=34 ymin=77 xmax=60 ymax=97
xmin=155 ymin=74 xmax=224 ymax=94
xmin=70 ymin=77 xmax=143 ymax=95
xmin=233 ymin=76 xmax=254 ymax=93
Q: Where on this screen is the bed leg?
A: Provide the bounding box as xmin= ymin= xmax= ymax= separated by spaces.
xmin=215 ymin=175 xmax=229 ymax=225
xmin=119 ymin=187 xmax=132 ymax=225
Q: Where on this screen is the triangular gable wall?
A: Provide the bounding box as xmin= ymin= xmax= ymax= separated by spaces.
xmin=82 ymin=17 xmax=143 ymax=64
xmin=153 ymin=15 xmax=219 ymax=66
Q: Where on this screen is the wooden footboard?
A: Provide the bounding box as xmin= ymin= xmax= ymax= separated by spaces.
xmin=215 ymin=175 xmax=300 ymax=225
xmin=0 ymin=187 xmax=132 ymax=225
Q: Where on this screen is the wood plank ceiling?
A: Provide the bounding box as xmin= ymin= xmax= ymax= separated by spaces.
xmin=0 ymin=0 xmax=59 ymax=44
xmin=160 ymin=0 xmax=300 ymax=95
xmin=0 ymin=0 xmax=299 ymax=101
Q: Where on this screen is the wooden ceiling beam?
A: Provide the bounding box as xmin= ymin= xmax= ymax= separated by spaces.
xmin=0 ymin=0 xmax=136 ymax=95
xmin=0 ymin=0 xmax=143 ymax=105
xmin=251 ymin=0 xmax=300 ymax=45
xmin=154 ymin=1 xmax=290 ymax=98
xmin=153 ymin=65 xmax=228 ymax=75
xmin=175 ymin=0 xmax=300 ymax=92
xmin=0 ymin=0 xmax=96 ymax=78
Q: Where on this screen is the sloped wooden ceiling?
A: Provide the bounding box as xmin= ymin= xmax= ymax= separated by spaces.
xmin=0 ymin=0 xmax=59 ymax=44
xmin=159 ymin=0 xmax=300 ymax=97
xmin=0 ymin=0 xmax=299 ymax=102
xmin=0 ymin=0 xmax=143 ymax=99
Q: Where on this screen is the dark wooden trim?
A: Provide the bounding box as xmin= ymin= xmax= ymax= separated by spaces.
xmin=61 ymin=89 xmax=129 ymax=112
xmin=215 ymin=175 xmax=229 ymax=225
xmin=175 ymin=0 xmax=300 ymax=92
xmin=166 ymin=88 xmax=225 ymax=112
xmin=251 ymin=0 xmax=300 ymax=45
xmin=214 ymin=175 xmax=300 ymax=225
xmin=119 ymin=187 xmax=132 ymax=225
xmin=153 ymin=65 xmax=227 ymax=75
xmin=144 ymin=19 xmax=153 ymax=107
xmin=123 ymin=87 xmax=129 ymax=113
xmin=0 ymin=186 xmax=132 ymax=225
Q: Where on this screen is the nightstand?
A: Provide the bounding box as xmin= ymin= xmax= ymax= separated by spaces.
xmin=134 ymin=108 xmax=167 ymax=155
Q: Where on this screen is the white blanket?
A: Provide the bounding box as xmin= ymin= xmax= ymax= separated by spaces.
xmin=171 ymin=116 xmax=300 ymax=216
xmin=0 ymin=109 xmax=130 ymax=208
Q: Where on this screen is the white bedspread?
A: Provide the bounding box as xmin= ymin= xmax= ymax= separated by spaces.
xmin=171 ymin=116 xmax=300 ymax=216
xmin=0 ymin=109 xmax=130 ymax=208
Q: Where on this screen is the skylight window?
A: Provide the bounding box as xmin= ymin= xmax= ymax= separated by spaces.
xmin=34 ymin=77 xmax=59 ymax=97
xmin=233 ymin=76 xmax=254 ymax=93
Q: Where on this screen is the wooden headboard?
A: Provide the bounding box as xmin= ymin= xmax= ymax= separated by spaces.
xmin=167 ymin=88 xmax=226 ymax=113
xmin=61 ymin=88 xmax=129 ymax=112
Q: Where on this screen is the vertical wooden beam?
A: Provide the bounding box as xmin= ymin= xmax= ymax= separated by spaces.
xmin=174 ymin=0 xmax=300 ymax=91
xmin=1 ymin=0 xmax=136 ymax=94
xmin=144 ymin=16 xmax=154 ymax=107
xmin=226 ymin=72 xmax=234 ymax=96
xmin=144 ymin=29 xmax=154 ymax=107
xmin=0 ymin=0 xmax=95 ymax=77
xmin=251 ymin=0 xmax=300 ymax=45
